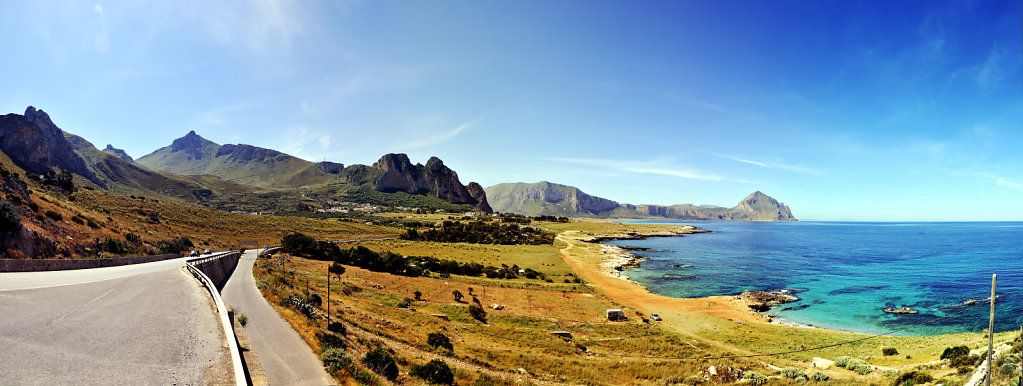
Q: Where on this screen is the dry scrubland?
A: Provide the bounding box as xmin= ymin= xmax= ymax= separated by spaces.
xmin=256 ymin=220 xmax=1023 ymax=385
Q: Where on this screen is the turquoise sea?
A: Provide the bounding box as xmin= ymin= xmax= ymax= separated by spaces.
xmin=608 ymin=221 xmax=1023 ymax=336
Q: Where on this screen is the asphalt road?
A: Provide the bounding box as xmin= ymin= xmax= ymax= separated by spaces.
xmin=0 ymin=265 xmax=227 ymax=385
xmin=222 ymin=249 xmax=335 ymax=386
xmin=0 ymin=255 xmax=194 ymax=291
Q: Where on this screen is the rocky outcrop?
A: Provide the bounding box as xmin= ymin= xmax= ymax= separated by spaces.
xmin=317 ymin=161 xmax=344 ymax=174
xmin=369 ymin=154 xmax=491 ymax=212
xmin=102 ymin=144 xmax=133 ymax=162
xmin=215 ymin=143 xmax=287 ymax=163
xmin=0 ymin=106 xmax=99 ymax=184
xmin=465 ymin=182 xmax=492 ymax=213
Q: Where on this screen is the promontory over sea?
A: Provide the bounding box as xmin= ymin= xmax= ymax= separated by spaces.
xmin=485 ymin=181 xmax=796 ymax=221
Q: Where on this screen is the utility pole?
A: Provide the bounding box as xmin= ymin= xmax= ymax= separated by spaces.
xmin=326 ymin=268 xmax=330 ymax=322
xmin=986 ymin=274 xmax=996 ymax=386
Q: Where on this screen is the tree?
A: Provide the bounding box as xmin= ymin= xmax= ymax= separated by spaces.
xmin=414 ymin=290 xmax=423 ymax=301
xmin=427 ymin=332 xmax=453 ymax=351
xmin=452 ymin=290 xmax=464 ymax=303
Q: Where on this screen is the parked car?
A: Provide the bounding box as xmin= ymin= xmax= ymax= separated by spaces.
xmin=204 ymin=249 xmax=211 ymax=254
xmin=190 ymin=250 xmax=200 ymax=257
xmin=650 ymin=313 xmax=662 ymax=321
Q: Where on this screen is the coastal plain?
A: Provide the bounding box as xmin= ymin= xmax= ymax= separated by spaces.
xmin=260 ymin=219 xmax=1020 ymax=385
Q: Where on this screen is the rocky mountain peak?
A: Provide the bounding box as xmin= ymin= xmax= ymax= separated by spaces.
xmin=0 ymin=106 xmax=98 ymax=185
xmin=168 ymin=130 xmax=217 ymax=159
xmin=102 ymin=144 xmax=134 ymax=162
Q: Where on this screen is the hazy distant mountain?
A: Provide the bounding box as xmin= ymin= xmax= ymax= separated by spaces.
xmin=486 ymin=181 xmax=795 ymax=221
xmin=635 ymin=191 xmax=796 ymax=221
xmin=102 ymin=144 xmax=133 ymax=162
xmin=485 ymin=181 xmax=623 ymax=217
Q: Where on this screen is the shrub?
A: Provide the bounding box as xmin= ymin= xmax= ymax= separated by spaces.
xmin=847 ymin=359 xmax=872 ymax=375
xmin=327 ymin=321 xmax=346 ymax=335
xmin=237 ymin=316 xmax=247 ymax=326
xmin=316 ymin=332 xmax=345 ymax=349
xmin=468 ymin=304 xmax=487 ymax=323
xmin=361 ymin=348 xmax=399 ymax=381
xmin=883 ymin=347 xmax=899 ymax=356
xmin=1000 ymin=353 xmax=1021 ymax=366
xmin=1000 ymin=363 xmax=1018 ymax=376
xmin=780 ymin=367 xmax=804 ymax=378
xmin=942 ymin=346 xmax=970 ymax=360
xmin=428 ymin=332 xmax=453 ymax=351
xmin=895 ymin=371 xmax=933 ymax=385
xmin=125 ymin=233 xmax=142 ymax=244
xmin=809 ymin=371 xmax=828 ymax=381
xmin=307 ymin=293 xmax=322 ymax=307
xmin=45 ymin=210 xmax=62 ymax=221
xmin=71 ymin=215 xmax=84 ymax=225
xmin=398 ymin=297 xmax=414 ymax=309
xmin=86 ymin=218 xmax=99 ymax=229
xmin=414 ymin=290 xmax=423 ymax=300
xmin=743 ymin=371 xmax=767 ymax=385
xmin=951 ymin=354 xmax=979 ymax=368
xmin=834 ymin=356 xmax=853 ymax=368
xmin=411 ymin=359 xmax=454 ymax=385
xmin=321 ymin=348 xmax=352 ymax=373
xmin=0 ymin=200 xmax=20 ymax=232
xmin=452 ymin=290 xmax=464 ymax=302
xmin=957 ymin=366 xmax=974 ymax=375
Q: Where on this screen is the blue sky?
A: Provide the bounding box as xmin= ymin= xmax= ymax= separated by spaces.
xmin=1 ymin=1 xmax=1021 ymax=221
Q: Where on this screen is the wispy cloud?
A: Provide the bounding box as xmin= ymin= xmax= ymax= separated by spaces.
xmin=995 ymin=177 xmax=1023 ymax=191
xmin=392 ymin=120 xmax=473 ymax=150
xmin=704 ymin=151 xmax=825 ymax=175
xmin=549 ymin=157 xmax=758 ymax=184
xmin=976 ymin=46 xmax=1008 ymax=95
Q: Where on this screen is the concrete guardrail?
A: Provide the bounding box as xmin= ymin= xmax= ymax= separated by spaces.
xmin=0 ymin=253 xmax=181 ymax=272
xmin=187 ymin=252 xmax=247 ymax=386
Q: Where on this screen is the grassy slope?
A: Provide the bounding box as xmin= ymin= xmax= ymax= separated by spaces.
xmin=262 ymin=219 xmax=1019 ymax=385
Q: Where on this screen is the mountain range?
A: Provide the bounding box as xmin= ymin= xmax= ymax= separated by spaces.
xmin=0 ymin=106 xmax=792 ymax=221
xmin=485 ymin=181 xmax=796 ymax=221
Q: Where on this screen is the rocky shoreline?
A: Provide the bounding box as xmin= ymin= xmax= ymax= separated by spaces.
xmin=581 ymin=227 xmax=709 ymax=281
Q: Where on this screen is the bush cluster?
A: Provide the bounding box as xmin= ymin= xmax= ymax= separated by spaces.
xmin=282 ymin=233 xmax=547 ymax=281
xmin=316 ymin=331 xmax=345 ymax=350
xmin=361 ymin=348 xmax=399 ymax=381
xmin=0 ymin=200 xmax=20 ymax=233
xmin=882 ymin=347 xmax=899 ymax=356
xmin=808 ymin=371 xmax=828 ymax=381
xmin=401 ymin=220 xmax=554 ymax=245
xmin=410 ymin=359 xmax=454 ymax=385
xmin=742 ymin=371 xmax=767 ymax=385
xmin=894 ymin=370 xmax=933 ymax=386
xmin=834 ymin=356 xmax=872 ymax=375
xmin=156 ymin=236 xmax=194 ymax=254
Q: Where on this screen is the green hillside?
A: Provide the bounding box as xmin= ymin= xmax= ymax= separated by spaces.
xmin=485 ymin=181 xmax=623 ymax=217
xmin=136 ymin=131 xmax=335 ymax=189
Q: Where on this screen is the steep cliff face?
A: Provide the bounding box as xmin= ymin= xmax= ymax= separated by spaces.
xmin=367 ymin=154 xmax=491 ymax=212
xmin=102 ymin=145 xmax=134 ymax=162
xmin=485 ymin=181 xmax=621 ymax=217
xmin=465 ymin=182 xmax=492 ymax=213
xmin=0 ymin=106 xmax=98 ymax=184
